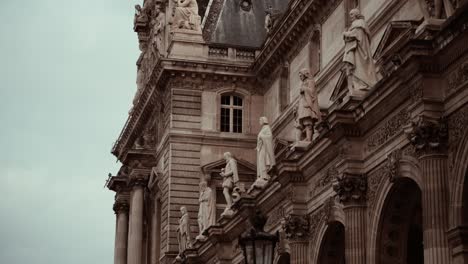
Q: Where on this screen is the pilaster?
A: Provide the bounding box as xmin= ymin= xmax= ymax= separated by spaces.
xmin=333 ymin=173 xmax=367 ymax=264
xmin=405 ymin=116 xmax=451 ymax=264
xmin=282 ymin=215 xmax=310 ymax=264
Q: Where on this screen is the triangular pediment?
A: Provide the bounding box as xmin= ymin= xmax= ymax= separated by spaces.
xmin=374 ymin=20 xmax=420 ymax=60
xmin=202 ymin=158 xmax=256 ymax=182
xmin=330 ymin=70 xmax=348 ymax=103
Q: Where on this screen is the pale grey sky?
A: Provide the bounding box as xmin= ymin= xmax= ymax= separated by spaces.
xmin=0 ymin=1 xmax=141 ymax=263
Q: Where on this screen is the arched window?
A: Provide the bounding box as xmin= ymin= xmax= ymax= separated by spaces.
xmin=220 ymin=94 xmax=243 ymax=133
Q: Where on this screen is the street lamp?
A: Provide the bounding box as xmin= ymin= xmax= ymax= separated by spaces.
xmin=239 ymin=211 xmax=279 ymax=264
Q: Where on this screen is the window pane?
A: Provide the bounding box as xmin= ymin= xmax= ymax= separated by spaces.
xmin=233 ymin=96 xmax=243 ymax=106
xmin=221 ymin=107 xmax=230 ymax=132
xmin=233 ymin=109 xmax=242 ymax=133
xmin=221 ymin=95 xmax=230 ymax=105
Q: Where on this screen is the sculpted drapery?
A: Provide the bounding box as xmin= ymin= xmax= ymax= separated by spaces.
xmin=257 ymin=117 xmax=276 ymax=180
xmin=177 ymin=206 xmax=192 ymax=256
xmin=343 ymin=9 xmax=378 ymax=92
xmin=197 ymin=182 xmax=214 ymax=237
xmin=173 ymin=0 xmax=199 ymax=29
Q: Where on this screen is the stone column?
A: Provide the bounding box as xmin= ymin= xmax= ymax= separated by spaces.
xmin=283 ymin=215 xmax=310 ymax=264
xmin=405 ymin=117 xmax=451 ymax=264
xmin=127 ymin=177 xmax=147 ymax=264
xmin=113 ymin=201 xmax=129 ymax=264
xmin=333 ymin=173 xmax=367 ymax=264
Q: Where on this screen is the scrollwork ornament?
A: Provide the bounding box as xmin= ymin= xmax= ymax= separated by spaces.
xmin=403 ymin=116 xmax=448 ymax=156
xmin=113 ymin=201 xmax=129 ymax=214
xmin=385 ymin=149 xmax=402 ymax=182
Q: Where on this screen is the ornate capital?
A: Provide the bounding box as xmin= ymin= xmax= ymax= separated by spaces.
xmin=404 ymin=116 xmax=448 ymax=156
xmin=113 ymin=201 xmax=129 ymax=214
xmin=332 ymin=173 xmax=367 ymax=205
xmin=282 ymin=215 xmax=310 ymax=241
xmin=385 ymin=148 xmax=402 ymax=182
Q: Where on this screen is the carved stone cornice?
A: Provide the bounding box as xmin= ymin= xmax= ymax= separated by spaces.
xmin=384 ymin=148 xmax=402 ymax=182
xmin=282 ymin=214 xmax=310 ymax=241
xmin=107 ymin=175 xmax=129 ymax=193
xmin=404 ymin=116 xmax=448 ymax=157
xmin=332 ymin=173 xmax=367 ymax=205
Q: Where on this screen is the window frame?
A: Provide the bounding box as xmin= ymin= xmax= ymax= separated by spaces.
xmin=216 ymin=88 xmax=251 ymax=134
xmin=220 ymin=94 xmax=244 ymax=133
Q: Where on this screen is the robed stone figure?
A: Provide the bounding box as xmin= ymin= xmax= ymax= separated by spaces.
xmin=257 ymin=117 xmax=276 ymax=181
xmin=197 ymin=181 xmax=214 ymax=239
xmin=343 ymin=9 xmax=378 ymax=93
xmin=297 ymin=68 xmax=321 ymax=142
xmin=173 ymin=0 xmax=199 ymax=29
xmin=176 ymin=206 xmax=192 ymax=259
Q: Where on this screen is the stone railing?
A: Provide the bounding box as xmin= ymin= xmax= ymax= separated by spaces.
xmin=207 ymin=46 xmax=257 ymax=62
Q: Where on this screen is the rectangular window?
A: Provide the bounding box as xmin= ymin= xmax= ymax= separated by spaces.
xmin=233 ymin=109 xmax=242 ymax=133
xmin=220 ymin=107 xmax=230 ymax=132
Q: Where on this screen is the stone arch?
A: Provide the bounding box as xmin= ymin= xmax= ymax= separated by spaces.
xmin=310 ymin=197 xmax=345 ymax=263
xmin=367 ymin=154 xmax=423 ymax=264
xmin=449 ymin=130 xmax=468 ymax=228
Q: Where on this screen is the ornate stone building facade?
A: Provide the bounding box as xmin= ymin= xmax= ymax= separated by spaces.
xmin=107 ymin=0 xmax=468 ymax=263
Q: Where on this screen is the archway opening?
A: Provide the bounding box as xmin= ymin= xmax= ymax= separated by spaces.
xmin=317 ymin=221 xmax=345 ymax=264
xmin=377 ymin=178 xmax=423 ymax=264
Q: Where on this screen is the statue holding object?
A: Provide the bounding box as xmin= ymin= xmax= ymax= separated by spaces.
xmin=220 ymin=152 xmax=239 ymax=217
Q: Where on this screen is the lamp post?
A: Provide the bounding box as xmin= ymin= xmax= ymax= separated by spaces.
xmin=239 ymin=211 xmax=279 ymax=264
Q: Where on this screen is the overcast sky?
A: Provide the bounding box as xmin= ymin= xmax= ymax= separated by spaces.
xmin=0 ymin=1 xmax=141 ymax=263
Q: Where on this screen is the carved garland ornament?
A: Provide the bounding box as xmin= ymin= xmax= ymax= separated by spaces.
xmin=367 ymin=108 xmax=410 ymax=151
xmin=332 ymin=173 xmax=367 ymax=204
xmin=282 ymin=215 xmax=310 ymax=240
xmin=403 ymin=116 xmax=448 ymax=156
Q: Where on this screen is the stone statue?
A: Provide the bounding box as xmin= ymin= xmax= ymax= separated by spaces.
xmin=296 ymin=69 xmax=321 ymax=142
xmin=249 ymin=117 xmax=276 ymax=191
xmin=176 ymin=206 xmax=192 ymax=260
xmin=343 ymin=9 xmax=378 ymax=94
xmin=196 ymin=181 xmax=214 ymax=240
xmin=419 ymin=0 xmax=455 ymax=19
xmin=150 ymin=6 xmax=165 ymax=56
xmin=265 ymin=7 xmax=273 ymax=33
xmin=220 ymin=152 xmax=239 ymax=216
xmin=173 ymin=0 xmax=200 ymax=30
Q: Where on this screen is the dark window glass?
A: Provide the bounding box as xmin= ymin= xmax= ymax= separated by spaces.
xmin=221 ymin=95 xmax=230 ymax=105
xmin=233 ymin=109 xmax=242 ymax=133
xmin=220 ymin=107 xmax=230 ymax=132
xmin=233 ymin=96 xmax=243 ymax=106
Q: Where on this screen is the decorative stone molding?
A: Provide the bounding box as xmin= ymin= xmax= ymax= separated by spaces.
xmin=404 ymin=116 xmax=448 ymax=156
xmin=113 ymin=201 xmax=130 ymax=214
xmin=384 ymin=148 xmax=402 ymax=182
xmin=448 ymin=104 xmax=468 ymax=169
xmin=332 ymin=173 xmax=367 ymax=204
xmin=265 ymin=206 xmax=286 ymax=230
xmin=447 ymin=61 xmax=468 ymax=95
xmin=367 ymin=166 xmax=385 ymax=209
xmin=366 ymin=108 xmax=410 ymax=151
xmin=282 ymin=215 xmax=310 ymax=241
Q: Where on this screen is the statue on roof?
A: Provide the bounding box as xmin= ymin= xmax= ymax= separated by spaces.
xmin=173 ymin=0 xmax=201 ymax=31
xmin=343 ymin=9 xmax=378 ymax=95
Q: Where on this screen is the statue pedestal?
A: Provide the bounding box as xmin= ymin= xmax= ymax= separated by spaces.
xmin=416 ymin=18 xmax=445 ymax=34
xmin=168 ymin=29 xmax=205 ymax=60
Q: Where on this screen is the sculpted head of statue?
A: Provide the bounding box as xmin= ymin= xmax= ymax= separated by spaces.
xmin=299 ymin=68 xmax=312 ymax=81
xmin=349 ymin=8 xmax=364 ymax=21
xmin=180 ymin=206 xmax=187 ymax=215
xmin=259 ymin=116 xmax=269 ymax=126
xmin=223 ymin=152 xmax=232 ymax=161
xmin=199 ymin=181 xmax=207 ymax=190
